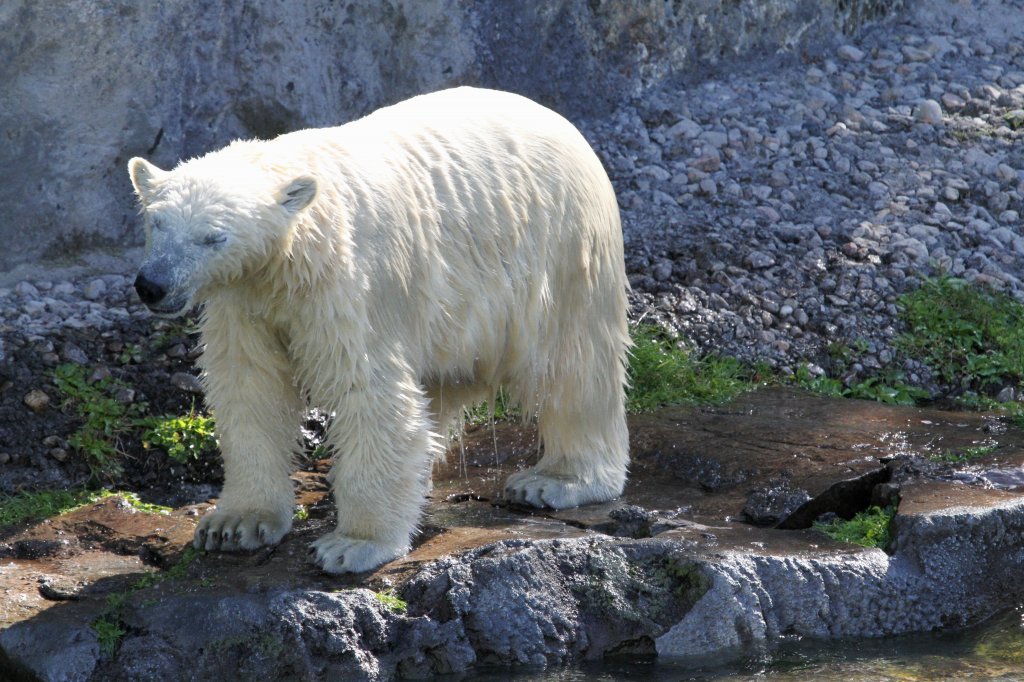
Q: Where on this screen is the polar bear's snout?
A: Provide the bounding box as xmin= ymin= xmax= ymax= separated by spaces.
xmin=134 ymin=270 xmax=167 ymax=307
xmin=133 ymin=261 xmax=192 ymax=316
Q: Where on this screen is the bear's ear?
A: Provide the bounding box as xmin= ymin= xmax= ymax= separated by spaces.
xmin=128 ymin=157 xmax=166 ymax=205
xmin=277 ymin=176 xmax=318 ymax=215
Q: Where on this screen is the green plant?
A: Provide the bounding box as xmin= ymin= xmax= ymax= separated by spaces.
xmin=91 ymin=546 xmax=201 ymax=656
xmin=140 ymin=409 xmax=217 ymax=464
xmin=462 ymin=388 xmax=518 ymax=426
xmin=1004 ymin=109 xmax=1024 ymax=130
xmin=814 ymin=505 xmax=896 ymax=549
xmin=794 ymin=366 xmax=928 ymax=406
xmin=898 ymin=276 xmax=1024 ymax=393
xmin=53 ymin=363 xmax=220 ymax=474
xmin=117 ymin=343 xmax=143 ymax=365
xmin=626 ymin=325 xmax=760 ymax=412
xmin=293 ymin=505 xmax=309 ymax=521
xmin=929 ymin=443 xmax=998 ymax=464
xmin=0 ymin=489 xmax=169 ymax=529
xmin=374 ymin=589 xmax=408 ymax=613
xmin=92 ymin=615 xmax=127 ymax=657
xmin=52 ymin=363 xmax=147 ymax=478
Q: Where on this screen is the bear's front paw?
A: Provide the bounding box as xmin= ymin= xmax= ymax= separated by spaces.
xmin=310 ymin=532 xmax=407 ymax=574
xmin=194 ymin=508 xmax=291 ymax=552
xmin=504 ymin=468 xmax=621 ymax=509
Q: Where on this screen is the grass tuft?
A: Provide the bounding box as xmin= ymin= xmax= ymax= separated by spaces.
xmin=626 ymin=325 xmax=761 ymax=412
xmin=897 ymin=276 xmax=1024 ymax=393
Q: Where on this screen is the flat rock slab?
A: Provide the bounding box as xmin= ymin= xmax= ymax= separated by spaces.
xmin=3 ymin=388 xmax=1024 ymax=680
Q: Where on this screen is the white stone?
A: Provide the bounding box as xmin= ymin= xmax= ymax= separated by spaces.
xmin=837 ymin=44 xmax=865 ymax=62
xmin=914 ymin=99 xmax=943 ymax=125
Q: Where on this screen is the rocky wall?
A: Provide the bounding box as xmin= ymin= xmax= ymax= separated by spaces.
xmin=0 ymin=0 xmax=904 ymax=272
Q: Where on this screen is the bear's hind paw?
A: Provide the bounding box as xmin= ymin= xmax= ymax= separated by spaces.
xmin=310 ymin=532 xmax=407 ymax=574
xmin=194 ymin=509 xmax=291 ymax=552
xmin=504 ymin=468 xmax=622 ymax=510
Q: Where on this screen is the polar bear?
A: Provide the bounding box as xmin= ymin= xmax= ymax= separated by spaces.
xmin=128 ymin=87 xmax=630 ymax=573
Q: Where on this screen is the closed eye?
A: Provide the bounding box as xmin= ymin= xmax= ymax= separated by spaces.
xmin=200 ymin=233 xmax=227 ymax=246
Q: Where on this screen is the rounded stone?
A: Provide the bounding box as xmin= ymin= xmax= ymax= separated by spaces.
xmin=24 ymin=389 xmax=51 ymax=413
xmin=914 ymin=99 xmax=943 ymax=125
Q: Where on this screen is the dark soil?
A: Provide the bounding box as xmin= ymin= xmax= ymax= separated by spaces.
xmin=0 ymin=315 xmax=227 ymax=507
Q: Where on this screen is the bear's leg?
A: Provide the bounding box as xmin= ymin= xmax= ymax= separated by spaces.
xmin=310 ymin=353 xmax=441 ymax=573
xmin=504 ymin=338 xmax=629 ymax=509
xmin=193 ymin=303 xmax=304 ymax=552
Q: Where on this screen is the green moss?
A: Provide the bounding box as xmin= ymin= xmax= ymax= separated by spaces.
xmin=374 ymin=589 xmax=408 ymax=613
xmin=664 ymin=559 xmax=712 ymax=604
xmin=0 ymin=489 xmax=104 ymax=527
xmin=814 ymin=505 xmax=896 ymax=549
xmin=0 ymin=489 xmax=169 ymax=529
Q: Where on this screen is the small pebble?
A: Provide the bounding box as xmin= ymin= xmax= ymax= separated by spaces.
xmin=837 ymin=44 xmax=865 ymax=62
xmin=171 ymin=372 xmax=205 ymax=395
xmin=914 ymin=99 xmax=944 ymax=125
xmin=24 ymin=389 xmax=51 ymax=413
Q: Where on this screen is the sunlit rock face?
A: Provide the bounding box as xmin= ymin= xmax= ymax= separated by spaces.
xmin=0 ymin=0 xmax=900 ymax=270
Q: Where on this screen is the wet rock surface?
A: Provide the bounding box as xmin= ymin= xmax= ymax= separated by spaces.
xmin=2 ymin=388 xmax=1024 ymax=680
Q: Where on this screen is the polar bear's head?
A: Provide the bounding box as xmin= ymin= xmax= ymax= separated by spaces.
xmin=128 ymin=156 xmax=317 ymax=316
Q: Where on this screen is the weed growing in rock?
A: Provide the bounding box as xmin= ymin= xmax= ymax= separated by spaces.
xmin=52 ymin=362 xmax=219 ymax=477
xmin=293 ymin=505 xmax=309 ymax=521
xmin=898 ymin=276 xmax=1024 ymax=394
xmin=91 ymin=546 xmax=201 ymax=656
xmin=92 ymin=615 xmax=127 ymax=657
xmin=116 ymin=343 xmax=143 ymax=365
xmin=374 ymin=589 xmax=408 ymax=613
xmin=140 ymin=408 xmax=217 ymax=464
xmin=929 ymin=443 xmax=998 ymax=464
xmin=814 ymin=505 xmax=895 ymax=549
xmin=627 ymin=325 xmax=762 ymax=412
xmin=52 ymin=363 xmax=146 ymax=478
xmin=793 ymin=364 xmax=928 ymax=406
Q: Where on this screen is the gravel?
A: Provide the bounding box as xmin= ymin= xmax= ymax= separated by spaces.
xmin=581 ymin=0 xmax=1024 ymax=390
xmin=2 ymin=0 xmax=1024 ymax=408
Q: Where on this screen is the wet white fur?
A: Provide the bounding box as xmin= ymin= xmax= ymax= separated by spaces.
xmin=128 ymin=87 xmax=630 ymax=573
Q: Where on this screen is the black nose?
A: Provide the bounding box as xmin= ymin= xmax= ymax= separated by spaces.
xmin=134 ymin=272 xmax=167 ymax=305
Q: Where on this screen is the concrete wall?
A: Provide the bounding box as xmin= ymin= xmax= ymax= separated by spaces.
xmin=0 ymin=0 xmax=904 ymax=272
